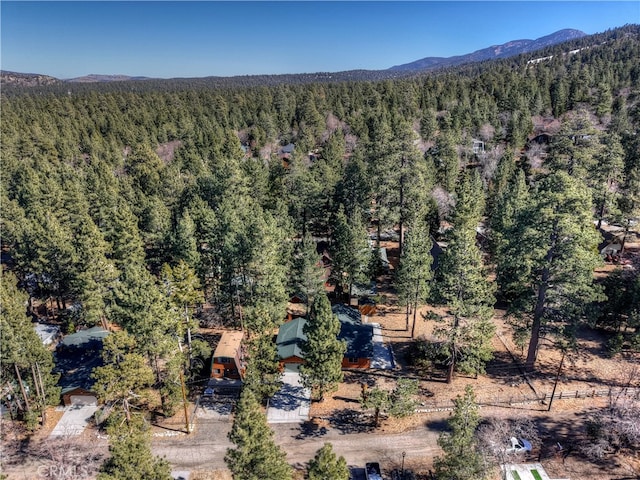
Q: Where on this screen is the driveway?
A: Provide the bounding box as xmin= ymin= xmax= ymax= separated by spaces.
xmin=50 ymin=403 xmax=98 ymax=436
xmin=370 ymin=324 xmax=395 ymax=369
xmin=267 ymin=369 xmax=310 ymax=423
xmin=196 ymin=396 xmax=234 ymax=420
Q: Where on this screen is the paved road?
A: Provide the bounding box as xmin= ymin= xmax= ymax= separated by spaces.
xmin=152 ymin=402 xmax=606 ymax=474
xmin=152 ymin=415 xmax=443 ymax=472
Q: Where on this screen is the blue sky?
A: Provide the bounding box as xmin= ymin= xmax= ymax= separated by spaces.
xmin=1 ymin=1 xmax=638 ymax=79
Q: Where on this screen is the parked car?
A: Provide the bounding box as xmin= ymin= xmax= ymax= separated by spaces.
xmin=365 ymin=462 xmax=383 ymax=480
xmin=203 ymin=387 xmax=215 ymax=397
xmin=506 ymin=437 xmax=532 ymax=453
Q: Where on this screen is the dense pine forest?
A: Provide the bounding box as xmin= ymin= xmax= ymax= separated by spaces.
xmin=1 ymin=24 xmax=639 ymax=461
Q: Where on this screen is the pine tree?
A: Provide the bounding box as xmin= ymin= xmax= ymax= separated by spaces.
xmin=428 ymin=131 xmax=459 ymax=194
xmin=98 ymin=415 xmax=172 ymax=480
xmin=72 ymin=217 xmax=119 ymax=327
xmin=283 ymin=150 xmax=324 ymax=237
xmin=360 ymin=385 xmax=389 ymax=428
xmin=243 ymin=332 xmax=282 ymax=400
xmin=171 ymin=211 xmax=200 ymax=269
xmin=617 ymin=133 xmax=640 ymax=252
xmin=489 ymin=168 xmax=529 ymax=257
xmin=331 ymin=205 xmax=370 ymax=298
xmin=433 ymin=172 xmax=495 ymax=383
xmin=546 ymin=109 xmax=600 ymax=182
xmin=307 ymin=443 xmax=349 ymax=480
xmin=388 ymin=378 xmax=419 ymax=418
xmin=433 ymin=385 xmax=485 ymax=480
xmin=225 ymin=389 xmax=293 ymax=480
xmin=106 ymin=201 xmax=146 ymax=271
xmin=299 ymin=293 xmax=346 ymax=401
xmin=396 ymin=220 xmax=433 ymax=336
xmin=91 ymin=331 xmax=155 ymax=423
xmin=336 ymin=147 xmax=371 ymax=220
xmin=593 ymin=132 xmax=625 ymax=229
xmin=291 ymin=233 xmax=325 ymax=313
xmin=394 ymin=121 xmax=427 ymax=253
xmin=360 ymin=378 xmax=418 ymax=427
xmin=160 ymin=260 xmax=205 ymax=359
xmin=110 ymin=263 xmax=179 ymax=360
xmin=366 ymin=115 xmax=399 ymax=243
xmin=496 ymin=171 xmax=604 ymax=370
xmin=247 ymin=210 xmax=291 ymax=328
xmin=486 ymin=149 xmax=516 ymax=219
xmin=0 ymin=272 xmax=60 ymax=426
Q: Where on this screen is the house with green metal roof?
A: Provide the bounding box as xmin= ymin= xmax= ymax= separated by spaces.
xmin=276 ymin=306 xmax=374 ymax=369
xmin=276 ymin=317 xmax=307 ymax=366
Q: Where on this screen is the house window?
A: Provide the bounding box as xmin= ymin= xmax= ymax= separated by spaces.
xmin=218 ymin=357 xmax=232 ymax=364
xmin=347 ymin=357 xmax=358 ymax=364
xmin=213 ymin=369 xmax=221 ymax=375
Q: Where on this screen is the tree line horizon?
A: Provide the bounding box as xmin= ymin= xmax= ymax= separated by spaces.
xmin=1 ymin=24 xmax=639 ymax=476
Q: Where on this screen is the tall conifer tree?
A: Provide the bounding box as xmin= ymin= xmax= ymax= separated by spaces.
xmin=299 ymin=293 xmax=346 ymax=401
xmin=496 ymin=172 xmax=604 ymax=370
xmin=433 ymin=171 xmax=495 ymax=382
xmin=98 ymin=416 xmax=172 ymax=480
xmin=0 ymin=272 xmax=60 ymax=425
xmin=331 ymin=205 xmax=370 ymax=298
xmin=291 ymin=233 xmax=325 ymax=313
xmin=433 ymin=386 xmax=485 ymax=480
xmin=396 ymin=220 xmax=433 ymax=335
xmin=225 ymin=389 xmax=293 ymax=480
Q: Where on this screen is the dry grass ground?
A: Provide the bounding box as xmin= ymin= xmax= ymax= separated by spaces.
xmin=306 ymin=239 xmax=640 ymax=478
xmin=4 ymin=240 xmax=638 ymax=480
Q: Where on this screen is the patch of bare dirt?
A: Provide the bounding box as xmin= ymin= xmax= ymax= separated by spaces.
xmin=307 ymin=238 xmax=639 ymax=478
xmin=156 ymin=140 xmax=182 ymax=163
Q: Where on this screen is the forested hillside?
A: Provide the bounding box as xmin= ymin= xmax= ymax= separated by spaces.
xmin=1 ymin=25 xmax=639 ymax=430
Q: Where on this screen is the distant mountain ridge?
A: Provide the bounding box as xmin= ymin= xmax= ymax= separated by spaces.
xmin=67 ymin=74 xmax=152 ymax=83
xmin=1 ymin=28 xmax=589 ymax=87
xmin=389 ymin=29 xmax=587 ymax=72
xmin=0 ymin=70 xmax=60 ymax=87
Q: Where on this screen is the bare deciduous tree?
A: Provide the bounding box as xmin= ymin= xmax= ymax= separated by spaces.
xmin=479 ymin=145 xmax=504 ymax=183
xmin=476 ymin=416 xmax=540 ymax=479
xmin=32 ymin=434 xmax=105 ymax=479
xmin=479 ymin=123 xmax=496 ymax=143
xmin=432 ymin=186 xmax=454 ymax=220
xmin=581 ymin=372 xmax=640 ymax=459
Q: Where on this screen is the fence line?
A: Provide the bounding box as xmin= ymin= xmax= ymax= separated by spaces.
xmin=414 ymin=386 xmax=640 ymax=413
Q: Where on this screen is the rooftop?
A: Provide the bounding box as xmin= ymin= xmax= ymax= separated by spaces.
xmin=59 ymin=326 xmax=109 ymax=349
xmin=213 ymin=331 xmax=244 ymax=359
xmin=277 ymin=317 xmax=307 ymax=359
xmin=277 ymin=307 xmax=374 ymax=361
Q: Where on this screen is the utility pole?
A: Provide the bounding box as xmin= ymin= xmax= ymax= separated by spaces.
xmin=180 ymin=369 xmax=191 ymax=434
xmin=548 ymin=350 xmax=566 ymax=412
xmin=235 ymin=284 xmax=244 ymax=332
xmin=14 ymin=364 xmax=30 ymax=412
xmin=30 ymin=365 xmax=44 ymax=425
xmin=35 ymin=362 xmax=47 ymax=423
xmin=176 ymin=339 xmax=191 ymax=434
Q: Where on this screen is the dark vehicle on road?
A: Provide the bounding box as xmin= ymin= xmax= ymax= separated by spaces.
xmin=365 ymin=462 xmax=383 ymax=480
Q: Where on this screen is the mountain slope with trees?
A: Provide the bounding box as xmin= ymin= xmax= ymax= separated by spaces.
xmin=1 ymin=28 xmax=639 ymax=475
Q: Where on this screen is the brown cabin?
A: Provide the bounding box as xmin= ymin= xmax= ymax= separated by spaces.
xmin=210 ymin=331 xmax=245 ymax=380
xmin=61 ymin=387 xmax=98 ymax=407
